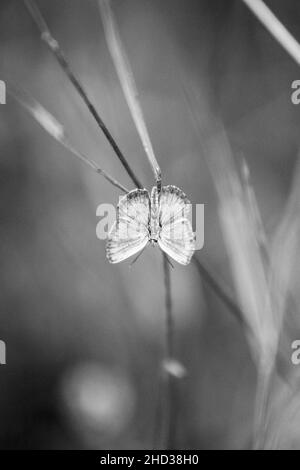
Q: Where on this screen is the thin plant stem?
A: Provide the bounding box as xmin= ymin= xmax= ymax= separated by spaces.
xmin=8 ymin=83 xmax=129 ymax=193
xmin=162 ymin=253 xmax=176 ymax=450
xmin=151 ymin=257 xmax=175 ymax=451
xmin=23 ymin=0 xmax=143 ymax=189
xmin=163 ymin=259 xmax=173 ymax=361
xmin=253 ymin=361 xmax=274 ymax=450
xmin=241 ymin=0 xmax=300 ymax=66
xmin=152 ymin=372 xmax=163 ymax=449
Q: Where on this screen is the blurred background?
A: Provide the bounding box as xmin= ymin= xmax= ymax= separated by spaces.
xmin=0 ymin=0 xmax=300 ymax=449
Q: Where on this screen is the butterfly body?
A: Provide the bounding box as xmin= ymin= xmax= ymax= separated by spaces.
xmin=106 ymin=185 xmax=195 ymax=265
xmin=149 ymin=186 xmax=160 ymax=244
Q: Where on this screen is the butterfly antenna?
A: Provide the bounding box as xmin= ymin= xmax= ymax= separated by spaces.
xmin=129 ymin=245 xmax=148 ymax=268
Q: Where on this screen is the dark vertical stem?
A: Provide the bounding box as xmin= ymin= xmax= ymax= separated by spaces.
xmin=163 ymin=254 xmax=175 ymax=449
xmin=164 ymin=255 xmax=173 ymax=359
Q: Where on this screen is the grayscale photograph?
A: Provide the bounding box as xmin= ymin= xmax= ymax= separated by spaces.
xmin=0 ymin=0 xmax=300 ymax=455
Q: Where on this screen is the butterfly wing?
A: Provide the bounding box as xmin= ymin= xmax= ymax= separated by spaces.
xmin=158 ymin=218 xmax=195 ymax=265
xmin=106 ymin=189 xmax=150 ymax=263
xmin=158 ymin=185 xmax=195 ymax=265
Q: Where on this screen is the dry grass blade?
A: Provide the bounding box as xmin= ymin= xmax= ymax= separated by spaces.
xmin=23 ymin=0 xmax=142 ymax=189
xmin=98 ymin=0 xmax=162 ymax=187
xmin=179 ymin=78 xmax=282 ymax=447
xmin=262 ymin=155 xmax=300 ymax=449
xmin=179 ymin=80 xmax=257 ymax=331
xmin=207 ymin=128 xmax=276 ymax=365
xmin=269 ymin=155 xmax=300 ymax=333
xmin=241 ymin=158 xmax=268 ymax=258
xmin=242 ymin=0 xmax=300 ymax=65
xmin=205 ymin=127 xmax=279 ymax=448
xmin=8 ymin=83 xmax=129 ymax=193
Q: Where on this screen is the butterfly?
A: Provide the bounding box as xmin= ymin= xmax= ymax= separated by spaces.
xmin=106 ymin=185 xmax=195 ymax=265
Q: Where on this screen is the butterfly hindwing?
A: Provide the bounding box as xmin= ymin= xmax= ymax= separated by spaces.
xmin=106 ymin=189 xmax=150 ymax=263
xmin=158 ymin=217 xmax=195 ymax=265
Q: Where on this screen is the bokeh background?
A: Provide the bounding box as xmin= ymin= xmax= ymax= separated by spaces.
xmin=0 ymin=0 xmax=300 ymax=449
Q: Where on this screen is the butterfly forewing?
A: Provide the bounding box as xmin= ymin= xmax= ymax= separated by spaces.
xmin=118 ymin=189 xmax=150 ymax=225
xmin=159 ymin=185 xmax=190 ymax=226
xmin=106 ymin=189 xmax=150 ymax=263
xmin=158 ymin=185 xmax=195 ymax=265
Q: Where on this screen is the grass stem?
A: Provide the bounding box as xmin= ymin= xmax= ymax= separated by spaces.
xmin=253 ymin=362 xmax=273 ymax=449
xmin=242 ymin=0 xmax=300 ymax=66
xmin=23 ymin=0 xmax=143 ymax=189
xmin=8 ymin=83 xmax=129 ymax=193
xmin=163 ymin=254 xmax=175 ymax=450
